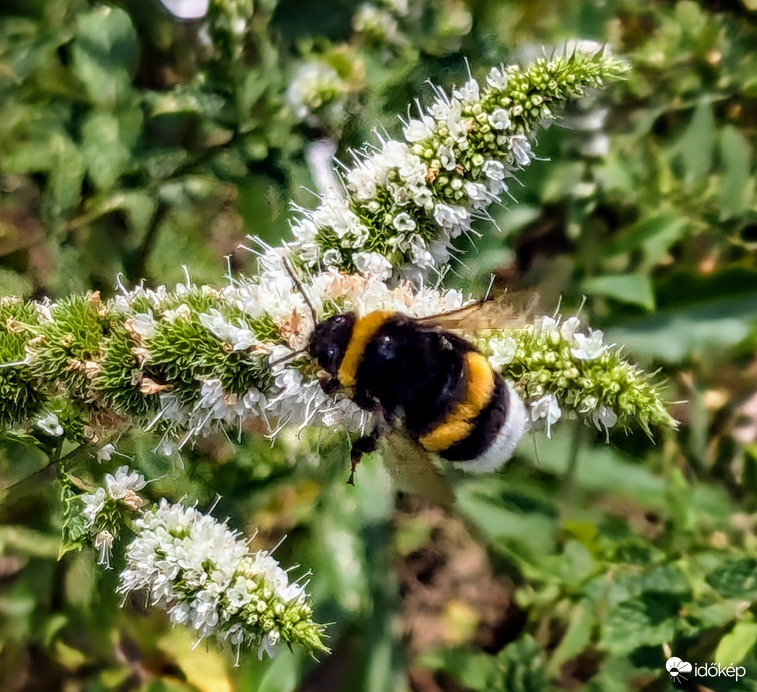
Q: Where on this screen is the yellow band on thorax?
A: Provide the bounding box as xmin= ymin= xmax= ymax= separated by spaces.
xmin=337 ymin=311 xmax=395 ymax=387
xmin=419 ymin=351 xmax=495 ymax=453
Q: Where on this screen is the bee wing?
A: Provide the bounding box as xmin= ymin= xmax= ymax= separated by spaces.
xmin=416 ymin=291 xmax=540 ymax=332
xmin=380 ymin=433 xmax=455 ymax=508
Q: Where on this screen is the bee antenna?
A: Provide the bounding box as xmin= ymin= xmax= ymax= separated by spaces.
xmin=483 ymin=273 xmax=496 ymax=302
xmin=270 ymin=348 xmax=307 ymax=368
xmin=282 ymin=257 xmax=318 ymax=323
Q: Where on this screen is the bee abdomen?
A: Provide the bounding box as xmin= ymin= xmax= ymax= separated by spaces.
xmin=440 ymin=378 xmax=527 ymax=472
xmin=419 ymin=352 xmax=527 ymax=471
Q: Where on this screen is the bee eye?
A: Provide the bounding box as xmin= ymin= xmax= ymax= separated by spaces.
xmin=327 ymin=346 xmax=337 ymax=358
xmin=382 ymin=335 xmax=392 ymax=345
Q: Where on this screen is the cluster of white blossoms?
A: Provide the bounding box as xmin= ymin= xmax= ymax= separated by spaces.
xmin=105 ymin=256 xmax=469 ymax=451
xmin=15 ymin=251 xmax=671 ymax=458
xmin=73 ymin=465 xmax=327 ymax=659
xmin=79 ymin=465 xmax=148 ymax=568
xmin=480 ymin=313 xmax=674 ymax=440
xmin=353 ymin=3 xmax=404 ymax=45
xmin=285 ymin=61 xmax=348 ymax=124
xmin=118 ymin=499 xmax=326 ymax=661
xmin=285 ymin=53 xmax=620 ymax=282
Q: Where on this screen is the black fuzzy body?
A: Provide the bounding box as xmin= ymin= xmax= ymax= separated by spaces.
xmin=353 ymin=315 xmax=473 ymax=440
xmin=309 ymin=312 xmax=509 ymax=462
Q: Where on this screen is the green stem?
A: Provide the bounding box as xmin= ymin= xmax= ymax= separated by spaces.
xmin=560 ymin=421 xmax=585 ymax=520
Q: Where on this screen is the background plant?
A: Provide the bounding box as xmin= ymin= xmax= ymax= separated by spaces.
xmin=1 ymin=1 xmax=757 ymax=691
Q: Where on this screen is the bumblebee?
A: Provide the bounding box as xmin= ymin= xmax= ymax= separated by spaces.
xmin=307 ymin=307 xmax=528 ymax=490
xmin=280 ymin=260 xmax=529 ymax=501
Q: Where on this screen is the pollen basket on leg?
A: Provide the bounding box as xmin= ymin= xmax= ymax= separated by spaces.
xmin=337 ymin=311 xmax=395 ymax=387
xmin=419 ymin=352 xmax=495 ymax=452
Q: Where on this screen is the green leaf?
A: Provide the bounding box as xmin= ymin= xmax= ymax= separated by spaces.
xmin=582 ymin=273 xmax=655 ymax=310
xmin=604 ymin=212 xmax=689 ymax=267
xmin=256 ymin=650 xmax=301 ymax=692
xmin=706 ymin=558 xmax=757 ymax=600
xmin=80 ymin=109 xmax=140 ymax=189
xmin=0 ymin=525 xmax=59 ymax=558
xmin=602 ymin=594 xmax=678 ymax=655
xmin=72 ymin=7 xmax=138 ymax=106
xmin=456 ymin=490 xmax=557 ymax=560
xmin=47 ymin=132 xmax=86 ymax=216
xmin=673 ymin=100 xmax=715 ymax=186
xmin=548 ymin=602 xmax=594 ymax=676
xmin=636 ymin=564 xmax=692 ymax=598
xmin=715 ymin=619 xmax=757 ymax=666
xmin=495 ymin=637 xmax=549 ymax=692
xmin=607 ymin=293 xmax=757 ymax=363
xmin=417 ymin=648 xmax=500 ymax=691
xmin=719 ymin=125 xmax=753 ymax=220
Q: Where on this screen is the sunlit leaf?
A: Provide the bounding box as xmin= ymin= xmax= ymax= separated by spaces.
xmin=71 ymin=6 xmax=137 ymax=106
xmin=706 ymin=558 xmax=757 ymax=600
xmin=582 ymin=273 xmax=655 ymax=310
xmin=719 ymin=125 xmax=754 ymax=220
xmin=715 ymin=619 xmax=757 ymax=666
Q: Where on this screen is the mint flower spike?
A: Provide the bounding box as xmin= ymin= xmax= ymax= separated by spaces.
xmin=479 ymin=315 xmax=677 ymax=439
xmin=76 ymin=464 xmax=328 ymax=662
xmin=118 ymin=499 xmax=328 ymax=662
xmin=287 ymin=49 xmax=628 ymax=280
xmin=0 ymin=273 xmax=672 ymax=451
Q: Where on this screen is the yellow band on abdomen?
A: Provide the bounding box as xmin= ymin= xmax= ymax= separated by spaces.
xmin=337 ymin=311 xmax=395 ymax=387
xmin=419 ymin=352 xmax=495 ymax=453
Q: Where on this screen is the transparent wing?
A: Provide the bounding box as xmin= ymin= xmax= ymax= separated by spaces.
xmin=415 ymin=291 xmax=540 ymax=332
xmin=380 ymin=433 xmax=455 ymax=508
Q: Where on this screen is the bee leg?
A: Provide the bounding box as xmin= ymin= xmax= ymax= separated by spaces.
xmin=318 ymin=373 xmax=340 ymax=394
xmin=348 ymin=429 xmax=380 ymax=485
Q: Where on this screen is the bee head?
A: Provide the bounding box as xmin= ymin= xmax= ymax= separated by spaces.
xmin=308 ymin=312 xmax=357 ymax=375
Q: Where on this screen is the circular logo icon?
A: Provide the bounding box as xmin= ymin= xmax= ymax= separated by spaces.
xmin=666 ymin=657 xmax=693 ymax=682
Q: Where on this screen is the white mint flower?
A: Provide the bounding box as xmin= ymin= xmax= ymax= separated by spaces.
xmin=439 ymin=145 xmax=456 ymax=171
xmin=560 ymin=317 xmax=581 ymax=341
xmin=157 ymin=0 xmax=209 ymax=20
xmin=403 ymin=117 xmax=434 ymax=143
xmin=286 ymin=62 xmax=344 ymax=121
xmin=464 ymin=181 xmax=490 ymax=208
xmin=453 ymin=79 xmax=480 ymax=103
xmin=81 ymin=487 xmax=107 ymax=528
xmin=105 ymin=466 xmax=147 ymax=511
xmin=199 ymin=309 xmax=257 ymax=351
xmin=409 ymin=236 xmax=434 ymax=269
xmin=535 ymin=315 xmax=559 ymax=336
xmin=353 ymin=252 xmax=393 ymax=280
xmin=129 ymin=313 xmax=156 ymax=340
xmin=509 ymin=134 xmax=533 ymax=167
xmin=591 ymin=404 xmax=618 ymax=433
xmin=530 ymin=394 xmax=562 ymax=439
xmin=96 ymin=443 xmax=116 ymax=463
xmin=95 ymin=530 xmax=114 ymax=569
xmin=36 ymin=412 xmax=63 ymax=436
xmin=571 ymin=329 xmax=608 ymax=360
xmin=482 ymin=159 xmax=506 ymax=181
xmin=488 ymin=336 xmax=517 ymax=369
xmin=486 ymin=65 xmax=508 ymax=89
xmin=488 ymin=108 xmax=511 ymax=130
xmin=347 ymin=165 xmax=378 ymax=200
xmin=322 ymin=248 xmax=342 ymax=266
xmin=393 ymin=212 xmax=416 ymax=232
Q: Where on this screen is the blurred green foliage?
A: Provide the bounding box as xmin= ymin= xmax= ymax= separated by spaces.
xmin=1 ymin=0 xmax=757 ymax=691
